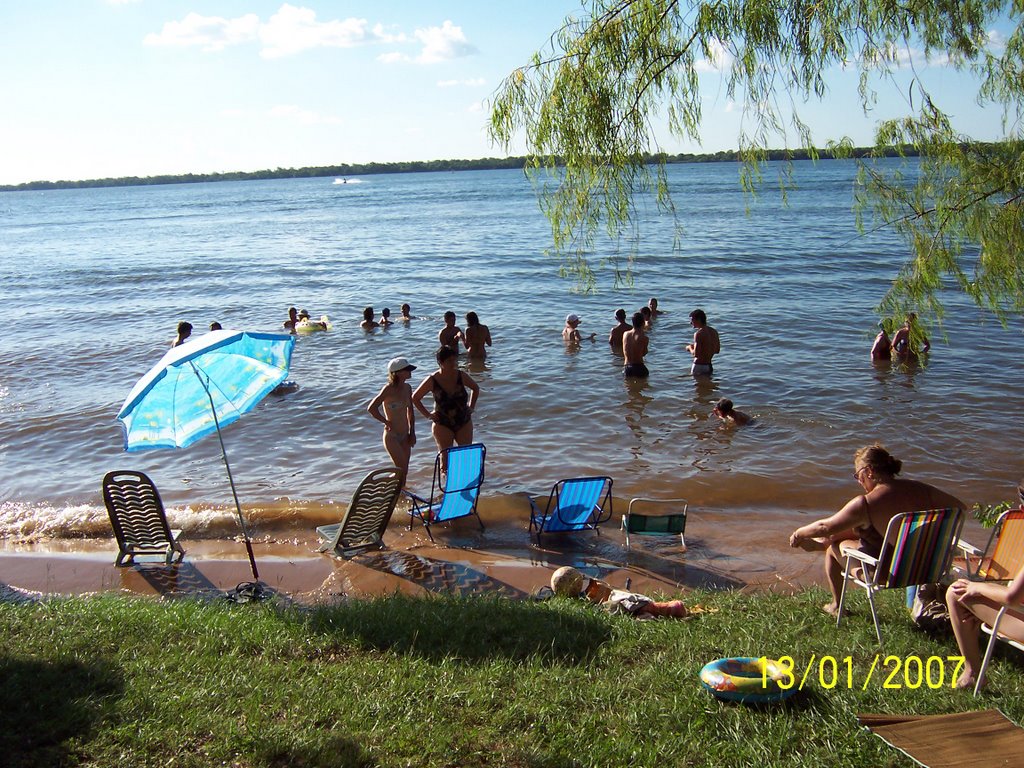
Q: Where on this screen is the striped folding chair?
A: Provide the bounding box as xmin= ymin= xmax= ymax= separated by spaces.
xmin=405 ymin=443 xmax=486 ymax=541
xmin=528 ymin=476 xmax=613 ymax=544
xmin=959 ymin=508 xmax=1024 ymax=582
xmin=837 ymin=508 xmax=964 ymax=645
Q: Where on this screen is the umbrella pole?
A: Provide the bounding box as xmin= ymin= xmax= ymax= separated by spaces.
xmin=192 ymin=365 xmax=260 ymax=581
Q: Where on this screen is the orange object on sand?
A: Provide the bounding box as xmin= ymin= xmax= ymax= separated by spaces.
xmin=641 ymin=600 xmax=689 ymax=618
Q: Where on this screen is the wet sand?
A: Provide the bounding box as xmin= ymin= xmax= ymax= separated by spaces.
xmin=0 ymin=494 xmax=844 ymax=604
xmin=0 ymin=493 xmax=991 ymax=604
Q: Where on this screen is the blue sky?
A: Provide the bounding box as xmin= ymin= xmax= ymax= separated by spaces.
xmin=0 ymin=1 xmax=1009 ymax=185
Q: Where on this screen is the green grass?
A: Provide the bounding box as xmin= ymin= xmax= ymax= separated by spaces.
xmin=3 ymin=589 xmax=1023 ymax=767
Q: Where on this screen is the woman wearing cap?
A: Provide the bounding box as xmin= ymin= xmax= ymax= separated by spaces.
xmin=367 ymin=357 xmax=418 ymax=483
xmin=412 ymin=346 xmax=480 ymax=472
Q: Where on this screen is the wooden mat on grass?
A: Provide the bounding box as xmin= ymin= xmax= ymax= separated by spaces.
xmin=858 ymin=710 xmax=1024 ymax=768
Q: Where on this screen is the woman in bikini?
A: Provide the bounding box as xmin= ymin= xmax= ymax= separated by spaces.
xmin=463 ymin=311 xmax=492 ymax=359
xmin=412 ymin=345 xmax=480 ymax=471
xmin=367 ymin=357 xmax=418 ymax=483
xmin=788 ymin=444 xmax=963 ymax=616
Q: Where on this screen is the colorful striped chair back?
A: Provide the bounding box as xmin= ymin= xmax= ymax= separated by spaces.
xmin=978 ymin=509 xmax=1024 ymax=581
xmin=876 ymin=508 xmax=964 ymax=589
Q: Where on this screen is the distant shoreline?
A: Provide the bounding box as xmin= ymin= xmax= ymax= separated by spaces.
xmin=0 ymin=146 xmax=918 ymax=192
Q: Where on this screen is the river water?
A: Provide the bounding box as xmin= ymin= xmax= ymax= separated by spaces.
xmin=2 ymin=160 xmax=1022 ymax=544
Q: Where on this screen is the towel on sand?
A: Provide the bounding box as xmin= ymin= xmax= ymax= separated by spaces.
xmin=858 ymin=709 xmax=1024 ymax=768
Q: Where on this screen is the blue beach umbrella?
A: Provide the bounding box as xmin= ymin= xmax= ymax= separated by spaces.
xmin=117 ymin=329 xmax=295 ymax=582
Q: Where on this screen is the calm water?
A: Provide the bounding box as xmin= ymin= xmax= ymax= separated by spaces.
xmin=2 ymin=161 xmax=1022 ymax=541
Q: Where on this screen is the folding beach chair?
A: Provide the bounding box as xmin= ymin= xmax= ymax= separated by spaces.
xmin=528 ymin=476 xmax=613 ymax=544
xmin=955 ymin=507 xmax=1024 ymax=695
xmin=837 ymin=507 xmax=964 ymax=645
xmin=622 ymin=497 xmax=688 ymax=550
xmin=316 ymin=466 xmax=405 ymax=558
xmin=102 ymin=470 xmax=185 ymax=567
xmin=405 ymin=443 xmax=485 ymax=541
xmin=973 ymin=604 xmax=1024 ymax=695
xmin=959 ymin=508 xmax=1024 ymax=582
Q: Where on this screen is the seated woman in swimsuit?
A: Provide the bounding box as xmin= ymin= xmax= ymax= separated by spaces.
xmin=367 ymin=357 xmax=417 ymax=483
xmin=412 ymin=345 xmax=480 ymax=472
xmin=947 ymin=562 xmax=1024 ymax=690
xmin=789 ymin=444 xmax=964 ymax=616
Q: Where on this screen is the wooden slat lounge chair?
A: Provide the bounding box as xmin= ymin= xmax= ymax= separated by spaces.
xmin=316 ymin=467 xmax=405 ymax=558
xmin=102 ymin=470 xmax=185 ymax=566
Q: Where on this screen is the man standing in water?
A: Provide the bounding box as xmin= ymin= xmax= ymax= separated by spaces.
xmin=608 ymin=308 xmax=629 ymax=352
xmin=622 ymin=311 xmax=650 ymax=378
xmin=686 ymin=309 xmax=719 ymax=376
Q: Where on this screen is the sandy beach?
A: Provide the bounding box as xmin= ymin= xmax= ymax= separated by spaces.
xmin=0 ymin=494 xmax=861 ymax=604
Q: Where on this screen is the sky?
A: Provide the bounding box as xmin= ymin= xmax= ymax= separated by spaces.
xmin=0 ymin=1 xmax=1011 ymax=185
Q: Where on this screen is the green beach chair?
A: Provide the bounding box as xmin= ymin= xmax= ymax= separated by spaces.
xmin=622 ymin=497 xmax=688 ymax=550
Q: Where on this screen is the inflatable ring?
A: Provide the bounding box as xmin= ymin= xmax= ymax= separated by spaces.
xmin=699 ymin=657 xmax=797 ymax=704
xmin=295 ymin=315 xmax=332 ymax=332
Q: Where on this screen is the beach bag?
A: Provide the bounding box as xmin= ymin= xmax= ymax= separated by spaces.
xmin=911 ymin=582 xmax=949 ymax=632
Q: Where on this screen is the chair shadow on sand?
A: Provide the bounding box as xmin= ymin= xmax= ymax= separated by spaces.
xmin=122 ymin=561 xmax=222 ymax=599
xmin=351 ymin=550 xmax=530 ymax=599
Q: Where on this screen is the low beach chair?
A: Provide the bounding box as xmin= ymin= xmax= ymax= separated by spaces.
xmin=405 ymin=443 xmax=485 ymax=541
xmin=528 ymin=476 xmax=613 ymax=544
xmin=958 ymin=508 xmax=1024 ymax=582
xmin=837 ymin=507 xmax=964 ymax=645
xmin=102 ymin=470 xmax=185 ymax=567
xmin=622 ymin=497 xmax=688 ymax=549
xmin=316 ymin=466 xmax=405 ymax=558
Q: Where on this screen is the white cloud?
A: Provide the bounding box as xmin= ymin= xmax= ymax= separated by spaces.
xmin=378 ymin=51 xmax=409 ymax=64
xmin=466 ymin=101 xmax=484 ymax=113
xmin=145 ymin=4 xmax=410 ymax=58
xmin=144 ymin=12 xmax=260 ymax=52
xmin=415 ymin=20 xmax=477 ymax=64
xmin=437 ymin=78 xmax=486 ymax=88
xmin=695 ymin=39 xmax=733 ymax=72
xmin=261 ymin=5 xmax=379 ymax=59
xmin=269 ymin=104 xmax=344 ymax=125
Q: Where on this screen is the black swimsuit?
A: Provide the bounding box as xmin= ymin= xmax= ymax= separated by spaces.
xmin=432 ymin=373 xmax=471 ymax=433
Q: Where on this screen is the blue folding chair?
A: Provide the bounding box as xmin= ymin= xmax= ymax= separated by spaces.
xmin=405 ymin=443 xmax=485 ymax=541
xmin=528 ymin=476 xmax=613 ymax=544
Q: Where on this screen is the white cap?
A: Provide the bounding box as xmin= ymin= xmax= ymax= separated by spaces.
xmin=566 ymin=313 xmax=581 ymax=324
xmin=387 ymin=357 xmax=417 ymax=374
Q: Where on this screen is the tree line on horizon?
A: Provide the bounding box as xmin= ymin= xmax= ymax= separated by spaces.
xmin=0 ymin=145 xmax=918 ymax=192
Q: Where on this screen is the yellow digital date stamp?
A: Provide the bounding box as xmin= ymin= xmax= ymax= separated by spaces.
xmin=761 ymin=655 xmax=966 ymax=690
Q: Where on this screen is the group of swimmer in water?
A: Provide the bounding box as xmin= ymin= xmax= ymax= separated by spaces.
xmin=790 ymin=444 xmax=1024 ymax=691
xmin=870 ymin=312 xmax=931 ymax=363
xmin=569 ymin=298 xmax=745 ymax=426
xmin=171 ymin=321 xmax=221 ymax=347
